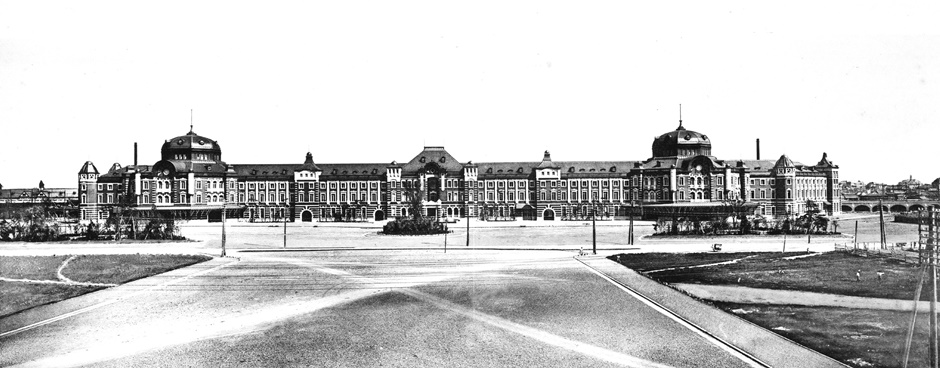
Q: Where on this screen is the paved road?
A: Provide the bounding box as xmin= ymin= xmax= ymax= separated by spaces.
xmin=2 ymin=247 xmax=764 ymax=367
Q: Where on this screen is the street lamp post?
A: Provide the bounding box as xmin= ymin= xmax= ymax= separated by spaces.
xmin=629 ymin=200 xmax=635 ymax=245
xmin=221 ymin=202 xmax=227 ymax=257
xmin=465 ymin=200 xmax=470 ymax=247
xmin=592 ymin=200 xmax=597 ymax=255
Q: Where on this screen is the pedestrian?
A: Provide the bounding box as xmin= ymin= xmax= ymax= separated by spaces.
xmin=856 ymin=270 xmax=861 ymax=282
xmin=579 ymin=246 xmax=584 ymax=256
xmin=877 ymin=271 xmax=884 ymax=281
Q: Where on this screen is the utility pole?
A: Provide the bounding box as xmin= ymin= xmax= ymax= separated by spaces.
xmin=221 ymin=203 xmax=227 ymax=257
xmin=283 ymin=207 xmax=287 ymax=248
xmin=930 ymin=210 xmax=938 ymax=368
xmin=854 ymin=220 xmax=859 ymax=246
xmin=592 ymin=201 xmax=597 ymax=255
xmin=879 ymin=199 xmax=887 ymax=249
xmin=628 ymin=200 xmax=635 ymax=246
xmin=466 ymin=200 xmax=470 ymax=247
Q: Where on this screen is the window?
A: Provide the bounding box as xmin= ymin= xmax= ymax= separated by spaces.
xmin=107 ymin=194 xmax=113 ymax=203
xmin=181 ymin=181 xmax=187 ymax=189
xmin=196 ymin=194 xmax=202 ymax=203
xmin=196 ymin=181 xmax=202 ymax=189
xmin=760 ymin=190 xmax=765 ymax=199
xmin=97 ymin=184 xmax=103 ymax=191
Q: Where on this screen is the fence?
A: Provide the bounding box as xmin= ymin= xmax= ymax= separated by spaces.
xmin=835 ymin=242 xmax=923 ymax=264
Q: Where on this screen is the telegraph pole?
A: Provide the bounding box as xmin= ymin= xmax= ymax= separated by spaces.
xmin=221 ymin=203 xmax=227 ymax=257
xmin=283 ymin=207 xmax=287 ymax=248
xmin=465 ymin=200 xmax=470 ymax=247
xmin=930 ymin=210 xmax=938 ymax=368
xmin=628 ymin=200 xmax=635 ymax=245
xmin=879 ymin=199 xmax=887 ymax=249
xmin=592 ymin=201 xmax=597 ymax=255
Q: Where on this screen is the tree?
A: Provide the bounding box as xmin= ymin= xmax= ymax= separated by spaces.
xmin=404 ymin=184 xmax=425 ymax=220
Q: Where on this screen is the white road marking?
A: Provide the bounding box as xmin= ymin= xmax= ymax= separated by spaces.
xmin=279 ymin=255 xmax=679 ymax=367
xmin=403 ymin=289 xmax=674 ymax=368
xmin=8 ymin=287 xmax=389 ymax=368
xmin=0 ymin=258 xmax=239 ymax=339
xmin=576 ymin=258 xmax=768 ymax=368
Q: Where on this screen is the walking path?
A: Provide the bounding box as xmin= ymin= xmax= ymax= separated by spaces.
xmin=672 ymin=283 xmax=933 ymax=312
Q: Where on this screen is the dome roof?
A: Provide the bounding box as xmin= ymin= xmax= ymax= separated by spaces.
xmin=160 ymin=130 xmax=222 ymax=161
xmin=651 ymin=122 xmax=712 ymax=158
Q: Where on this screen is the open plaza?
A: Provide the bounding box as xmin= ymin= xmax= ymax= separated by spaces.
xmin=0 ymin=213 xmax=920 ymax=367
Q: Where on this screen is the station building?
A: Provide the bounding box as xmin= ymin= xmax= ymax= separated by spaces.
xmin=78 ymin=122 xmax=840 ymax=222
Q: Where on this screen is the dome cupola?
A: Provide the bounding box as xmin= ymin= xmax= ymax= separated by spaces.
xmin=651 ymin=121 xmax=712 ymax=158
xmin=160 ymin=130 xmax=222 ymax=162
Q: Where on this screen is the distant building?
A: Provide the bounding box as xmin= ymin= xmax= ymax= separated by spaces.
xmin=0 ymin=181 xmax=79 ymax=218
xmin=77 ymin=122 xmax=840 ymax=222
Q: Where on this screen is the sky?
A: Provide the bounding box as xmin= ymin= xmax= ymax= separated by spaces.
xmin=1 ymin=1 xmax=938 ymax=188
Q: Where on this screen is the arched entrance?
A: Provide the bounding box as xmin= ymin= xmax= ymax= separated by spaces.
xmin=543 ymin=208 xmax=555 ymax=221
xmin=301 ymin=210 xmax=313 ymax=222
xmin=374 ymin=210 xmax=386 ymax=221
xmin=890 ymin=205 xmax=907 ymax=213
xmin=841 ymin=205 xmax=853 ymax=212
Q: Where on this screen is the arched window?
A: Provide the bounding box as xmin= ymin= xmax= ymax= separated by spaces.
xmin=696 ymin=177 xmax=703 ymax=186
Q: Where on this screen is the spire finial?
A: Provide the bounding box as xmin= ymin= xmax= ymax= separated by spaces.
xmin=189 ymin=109 xmax=193 ymax=134
xmin=677 ymin=104 xmax=684 ymax=130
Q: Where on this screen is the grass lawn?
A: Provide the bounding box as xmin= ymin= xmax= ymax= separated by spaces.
xmin=614 ymin=251 xmax=926 ymax=301
xmin=610 ymin=251 xmax=933 ymax=368
xmin=0 ymin=254 xmax=211 ymax=317
xmin=62 ymin=254 xmax=210 ymax=284
xmin=714 ymin=302 xmax=929 ymax=368
xmin=0 ymin=255 xmax=71 ymax=281
xmin=0 ymin=282 xmax=101 ymax=317
xmin=613 ymin=251 xmax=810 ymax=272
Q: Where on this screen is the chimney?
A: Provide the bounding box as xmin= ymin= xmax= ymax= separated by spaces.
xmin=756 ymin=138 xmax=760 ymax=160
xmin=134 ymin=142 xmax=138 ymax=166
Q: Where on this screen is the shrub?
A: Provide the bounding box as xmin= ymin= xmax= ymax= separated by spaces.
xmin=382 ymin=217 xmax=447 ymax=235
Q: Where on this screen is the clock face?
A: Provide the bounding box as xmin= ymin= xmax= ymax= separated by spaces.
xmin=162 ymin=169 xmax=170 ymax=176
xmin=695 ymin=165 xmax=702 ymax=171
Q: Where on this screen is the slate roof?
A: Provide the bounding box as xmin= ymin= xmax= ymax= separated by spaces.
xmin=79 ymin=161 xmax=99 ymax=175
xmin=400 ymin=146 xmax=465 ymax=174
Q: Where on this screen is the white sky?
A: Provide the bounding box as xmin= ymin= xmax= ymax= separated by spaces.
xmin=1 ymin=1 xmax=938 ymax=188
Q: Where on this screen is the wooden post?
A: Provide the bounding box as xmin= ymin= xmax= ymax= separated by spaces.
xmin=221 ymin=204 xmax=227 ymax=257
xmin=879 ymin=199 xmax=887 ymax=249
xmin=854 ymin=220 xmax=859 ymax=246
xmin=931 ymin=210 xmax=939 ymax=368
xmin=903 ymin=262 xmax=929 ymax=368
